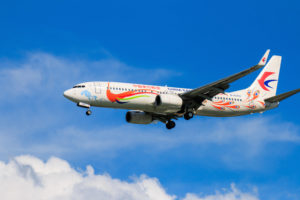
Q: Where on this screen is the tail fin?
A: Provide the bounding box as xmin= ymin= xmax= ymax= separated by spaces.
xmin=248 ymin=55 xmax=281 ymax=99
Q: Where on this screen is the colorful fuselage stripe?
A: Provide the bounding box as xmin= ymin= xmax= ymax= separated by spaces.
xmin=106 ymin=83 xmax=157 ymax=104
xmin=211 ymin=100 xmax=240 ymax=110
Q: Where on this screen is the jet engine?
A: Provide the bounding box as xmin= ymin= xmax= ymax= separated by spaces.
xmin=155 ymin=94 xmax=183 ymax=113
xmin=126 ymin=111 xmax=153 ymax=124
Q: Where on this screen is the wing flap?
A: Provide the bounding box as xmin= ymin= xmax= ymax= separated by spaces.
xmin=264 ymin=88 xmax=300 ymax=103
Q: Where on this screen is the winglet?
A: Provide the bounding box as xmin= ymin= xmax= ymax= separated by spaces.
xmin=258 ymin=49 xmax=270 ymax=66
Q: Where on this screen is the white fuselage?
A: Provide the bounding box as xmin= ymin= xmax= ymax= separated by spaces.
xmin=64 ymin=81 xmax=278 ymax=117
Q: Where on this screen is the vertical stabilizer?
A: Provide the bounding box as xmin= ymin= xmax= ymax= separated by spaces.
xmin=248 ymin=55 xmax=281 ymax=99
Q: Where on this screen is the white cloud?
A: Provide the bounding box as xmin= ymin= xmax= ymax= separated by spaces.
xmin=0 ymin=52 xmax=180 ymax=100
xmin=0 ymin=155 xmax=258 ymax=200
xmin=183 ymin=184 xmax=258 ymax=200
xmin=20 ymin=116 xmax=297 ymax=167
xmin=0 ymin=66 xmax=42 ymax=95
xmin=0 ymin=112 xmax=299 ymax=170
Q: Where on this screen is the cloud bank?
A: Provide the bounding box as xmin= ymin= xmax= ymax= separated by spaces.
xmin=0 ymin=52 xmax=299 ymax=199
xmin=0 ymin=155 xmax=258 ymax=200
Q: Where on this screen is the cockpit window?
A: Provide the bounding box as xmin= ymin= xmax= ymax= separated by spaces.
xmin=73 ymin=85 xmax=85 ymax=88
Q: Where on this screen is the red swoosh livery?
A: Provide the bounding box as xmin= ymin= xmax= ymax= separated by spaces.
xmin=258 ymin=72 xmax=275 ymax=91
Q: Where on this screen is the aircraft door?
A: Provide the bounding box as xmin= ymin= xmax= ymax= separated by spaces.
xmin=94 ymin=82 xmax=102 ymax=94
xmin=93 ymin=82 xmax=106 ymax=104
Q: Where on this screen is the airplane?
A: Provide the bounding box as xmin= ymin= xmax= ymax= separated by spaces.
xmin=63 ymin=50 xmax=300 ymax=129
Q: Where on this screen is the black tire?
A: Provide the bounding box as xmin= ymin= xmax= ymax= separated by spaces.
xmin=166 ymin=120 xmax=176 ymax=129
xmin=184 ymin=112 xmax=193 ymax=120
xmin=86 ymin=110 xmax=92 ymax=116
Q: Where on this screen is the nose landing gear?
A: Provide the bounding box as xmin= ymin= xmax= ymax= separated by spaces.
xmin=86 ymin=109 xmax=92 ymax=116
xmin=77 ymin=102 xmax=92 ymax=116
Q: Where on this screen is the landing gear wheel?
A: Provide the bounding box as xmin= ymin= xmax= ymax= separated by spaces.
xmin=166 ymin=120 xmax=176 ymax=129
xmin=86 ymin=110 xmax=92 ymax=116
xmin=184 ymin=112 xmax=193 ymax=120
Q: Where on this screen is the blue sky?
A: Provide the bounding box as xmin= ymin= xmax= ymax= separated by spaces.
xmin=0 ymin=0 xmax=299 ymax=199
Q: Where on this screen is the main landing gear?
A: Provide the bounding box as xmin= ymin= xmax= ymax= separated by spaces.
xmin=166 ymin=120 xmax=176 ymax=129
xmin=184 ymin=111 xmax=194 ymax=120
xmin=86 ymin=109 xmax=92 ymax=116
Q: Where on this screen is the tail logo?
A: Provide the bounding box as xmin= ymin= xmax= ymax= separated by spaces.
xmin=258 ymin=72 xmax=277 ymax=91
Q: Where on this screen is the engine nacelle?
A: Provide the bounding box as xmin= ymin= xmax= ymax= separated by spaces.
xmin=126 ymin=111 xmax=153 ymax=124
xmin=155 ymin=94 xmax=183 ymax=113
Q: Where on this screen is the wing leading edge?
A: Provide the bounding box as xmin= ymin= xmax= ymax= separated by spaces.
xmin=181 ymin=49 xmax=270 ymax=101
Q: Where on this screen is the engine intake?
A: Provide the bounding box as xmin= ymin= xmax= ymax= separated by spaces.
xmin=126 ymin=111 xmax=153 ymax=124
xmin=155 ymin=94 xmax=183 ymax=113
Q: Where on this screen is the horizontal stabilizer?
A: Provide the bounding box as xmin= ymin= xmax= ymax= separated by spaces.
xmin=264 ymin=88 xmax=300 ymax=103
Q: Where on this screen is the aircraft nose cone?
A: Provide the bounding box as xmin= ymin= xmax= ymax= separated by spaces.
xmin=63 ymin=89 xmax=73 ymax=100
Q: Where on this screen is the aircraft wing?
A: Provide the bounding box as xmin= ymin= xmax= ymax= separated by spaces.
xmin=181 ymin=50 xmax=270 ymax=101
xmin=264 ymin=88 xmax=300 ymax=103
